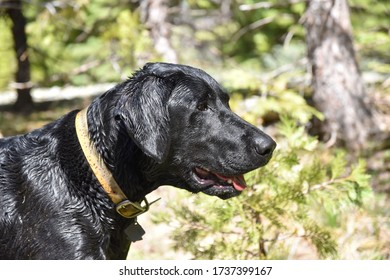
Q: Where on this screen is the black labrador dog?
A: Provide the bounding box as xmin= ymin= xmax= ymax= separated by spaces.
xmin=0 ymin=62 xmax=275 ymax=259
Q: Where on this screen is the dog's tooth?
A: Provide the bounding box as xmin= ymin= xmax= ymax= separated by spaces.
xmin=227 ymin=179 xmax=232 ymax=184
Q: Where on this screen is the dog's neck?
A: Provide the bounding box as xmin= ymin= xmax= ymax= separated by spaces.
xmin=84 ymin=90 xmax=165 ymax=202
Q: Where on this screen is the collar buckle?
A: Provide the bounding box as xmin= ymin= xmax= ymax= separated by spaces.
xmin=116 ymin=198 xmax=150 ymax=219
xmin=116 ymin=197 xmax=162 ymax=219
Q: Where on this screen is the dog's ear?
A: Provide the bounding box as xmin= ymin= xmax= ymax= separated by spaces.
xmin=116 ymin=67 xmax=182 ymax=163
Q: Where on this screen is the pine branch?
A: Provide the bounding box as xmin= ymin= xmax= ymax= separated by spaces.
xmin=305 ymin=176 xmax=351 ymax=194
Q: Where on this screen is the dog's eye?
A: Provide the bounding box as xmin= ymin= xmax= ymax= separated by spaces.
xmin=197 ymin=102 xmax=208 ymax=111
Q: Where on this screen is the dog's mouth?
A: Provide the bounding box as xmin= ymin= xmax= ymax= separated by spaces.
xmin=191 ymin=167 xmax=247 ymax=198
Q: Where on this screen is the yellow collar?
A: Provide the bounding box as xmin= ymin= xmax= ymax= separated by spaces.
xmin=75 ymin=106 xmax=153 ymax=219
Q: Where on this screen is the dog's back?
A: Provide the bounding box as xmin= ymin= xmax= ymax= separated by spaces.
xmin=0 ymin=112 xmax=116 ymax=259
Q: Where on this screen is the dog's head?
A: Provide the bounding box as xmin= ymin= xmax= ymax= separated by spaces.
xmin=117 ymin=62 xmax=276 ymax=199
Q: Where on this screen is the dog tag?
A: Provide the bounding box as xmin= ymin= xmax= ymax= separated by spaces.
xmin=125 ymin=220 xmax=146 ymax=243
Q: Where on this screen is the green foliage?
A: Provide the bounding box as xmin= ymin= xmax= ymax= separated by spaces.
xmin=217 ymin=56 xmax=322 ymax=125
xmin=349 ymin=0 xmax=390 ymax=74
xmin=181 ymin=0 xmax=389 ymax=77
xmin=224 ymin=0 xmax=305 ymax=62
xmin=0 ymin=0 xmax=155 ymax=89
xmin=102 ymin=9 xmax=155 ymax=69
xmin=1 ymin=0 xmax=389 ymax=90
xmin=154 ymin=116 xmax=372 ymax=259
xmin=0 ymin=17 xmax=15 ymax=89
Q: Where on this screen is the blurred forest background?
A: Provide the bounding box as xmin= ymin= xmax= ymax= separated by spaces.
xmin=0 ymin=0 xmax=389 ymax=259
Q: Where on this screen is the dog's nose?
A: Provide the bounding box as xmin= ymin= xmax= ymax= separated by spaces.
xmin=254 ymin=135 xmax=276 ymax=159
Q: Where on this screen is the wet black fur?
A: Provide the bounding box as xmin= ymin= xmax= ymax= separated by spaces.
xmin=0 ymin=63 xmax=275 ymax=259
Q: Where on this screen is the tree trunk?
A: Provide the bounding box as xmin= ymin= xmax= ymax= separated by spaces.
xmin=5 ymin=0 xmax=34 ymax=112
xmin=140 ymin=0 xmax=178 ymax=63
xmin=304 ymin=0 xmax=378 ymax=151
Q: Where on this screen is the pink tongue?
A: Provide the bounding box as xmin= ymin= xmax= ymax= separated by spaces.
xmin=216 ymin=174 xmax=247 ymax=192
xmin=232 ymin=175 xmax=247 ymax=191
